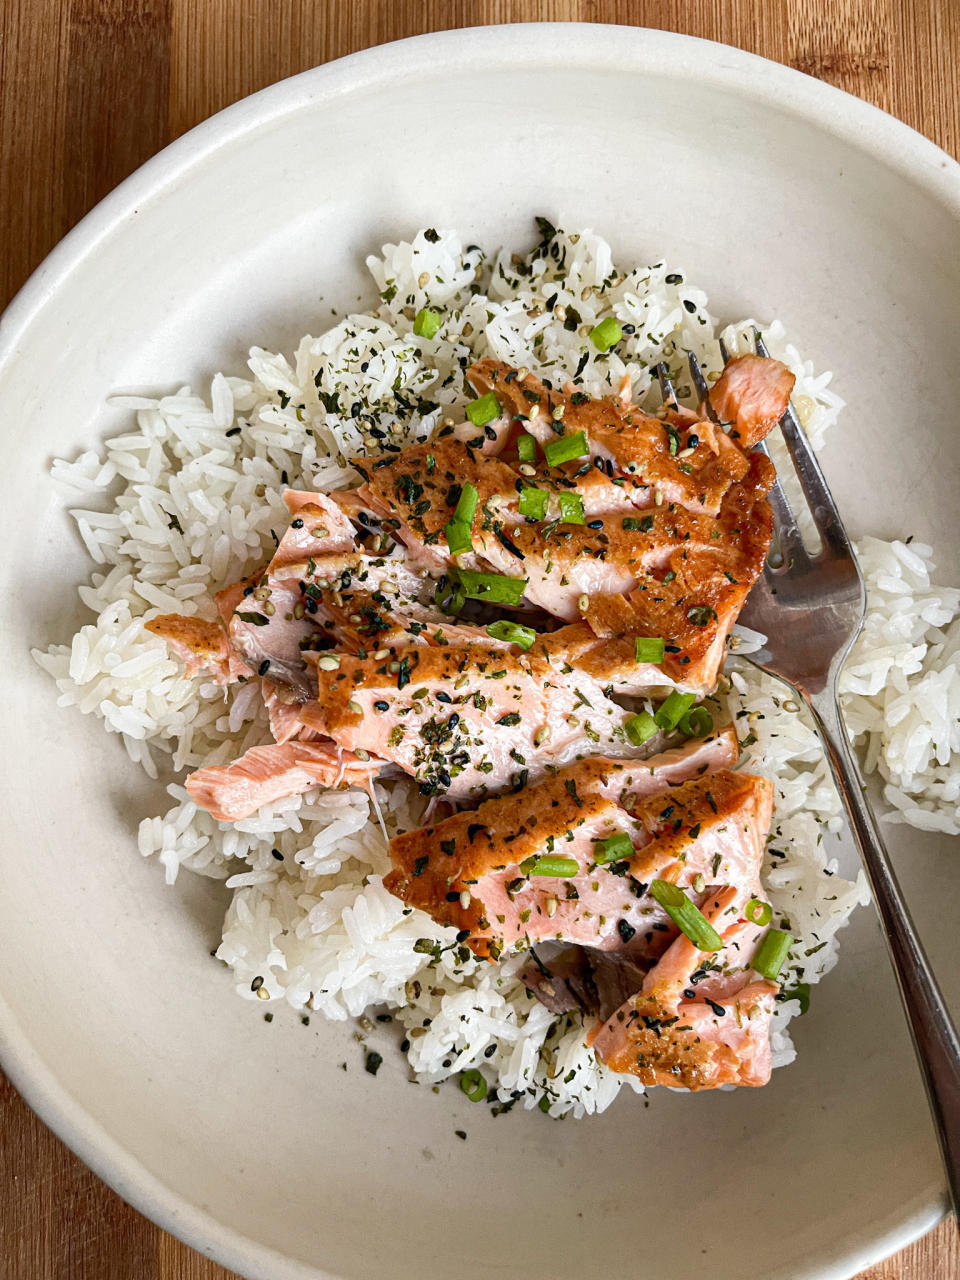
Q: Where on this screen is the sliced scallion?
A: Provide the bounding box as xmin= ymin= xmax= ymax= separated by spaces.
xmin=444 ymin=520 xmax=473 ymax=556
xmin=634 ymin=636 xmax=666 ymax=664
xmin=544 ymin=431 xmax=589 ymax=467
xmin=594 ymin=832 xmax=634 ymax=864
xmin=589 ymin=317 xmax=623 ymax=352
xmin=486 ymin=620 xmax=536 ymax=651
xmin=678 ymin=705 xmax=714 ymax=738
xmin=746 ymin=897 xmax=773 ymax=927
xmin=517 ymin=432 xmax=537 ymax=463
xmin=654 ymin=690 xmax=697 ymax=732
xmin=558 ymin=492 xmax=585 ymax=524
xmin=518 ymin=486 xmax=548 ymax=520
xmin=753 ymin=927 xmax=793 ymax=980
xmin=624 ymin=711 xmax=658 ymax=745
xmin=780 ymin=981 xmax=810 ymax=1014
xmin=457 ymin=569 xmax=528 ymax=606
xmin=466 ymin=392 xmax=501 ymax=427
xmin=453 ymin=481 xmax=479 ymax=525
xmin=649 ymin=879 xmax=722 ymax=951
xmin=520 ymin=855 xmax=579 ymax=878
xmin=413 ymin=307 xmax=442 ymax=338
xmin=459 ymin=1069 xmax=488 ymax=1102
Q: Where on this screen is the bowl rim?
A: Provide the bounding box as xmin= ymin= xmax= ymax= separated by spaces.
xmin=1 ymin=22 xmax=957 ymax=1280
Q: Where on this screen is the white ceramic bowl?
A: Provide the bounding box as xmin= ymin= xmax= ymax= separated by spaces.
xmin=1 ymin=25 xmax=958 ymax=1280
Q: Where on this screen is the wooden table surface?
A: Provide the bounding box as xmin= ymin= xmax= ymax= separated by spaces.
xmin=2 ymin=1 xmax=958 ymax=1276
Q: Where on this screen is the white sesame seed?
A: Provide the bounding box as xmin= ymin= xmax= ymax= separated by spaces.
xmin=347 ymin=700 xmax=363 ymax=715
xmin=262 ymin=601 xmax=276 ymax=616
xmin=374 ymin=648 xmax=390 ymax=660
xmin=519 ymin=463 xmax=536 ymax=477
xmin=460 ymin=890 xmax=472 ymax=909
xmin=577 ymin=594 xmax=589 ymax=613
xmin=315 ymin=654 xmax=341 ymax=670
xmin=545 ymin=897 xmax=558 ymax=918
xmin=418 ymin=271 xmax=430 ymax=288
xmin=528 ymin=405 xmax=540 ymax=420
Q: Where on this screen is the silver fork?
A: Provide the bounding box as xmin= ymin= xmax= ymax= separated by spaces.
xmin=685 ymin=335 xmax=960 ymax=1216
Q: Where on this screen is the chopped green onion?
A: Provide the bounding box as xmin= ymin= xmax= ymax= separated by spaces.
xmin=589 ymin=317 xmax=623 ymax=352
xmin=624 ymin=711 xmax=658 ymax=745
xmin=780 ymin=981 xmax=810 ymax=1014
xmin=466 ymin=392 xmax=501 ymax=427
xmin=520 ymin=855 xmax=579 ymax=877
xmin=558 ymin=492 xmax=585 ymax=524
xmin=544 ymin=431 xmax=589 ymax=467
xmin=517 ymin=432 xmax=537 ymax=462
xmin=649 ymin=879 xmax=722 ymax=951
xmin=678 ymin=706 xmax=714 ymax=738
xmin=746 ymin=897 xmax=773 ymax=927
xmin=594 ymin=832 xmax=634 ymax=864
xmin=486 ymin=620 xmax=536 ymax=651
xmin=654 ymin=690 xmax=697 ymax=732
xmin=444 ymin=520 xmax=473 ymax=555
xmin=413 ymin=307 xmax=442 ymax=338
xmin=453 ymin=481 xmax=478 ymax=525
xmin=518 ymin=486 xmax=548 ymax=520
xmin=634 ymin=636 xmax=666 ymax=664
xmin=457 ymin=569 xmax=528 ymax=606
xmin=753 ymin=928 xmax=793 ymax=980
xmin=434 ymin=576 xmax=465 ymax=616
xmin=459 ymin=1069 xmax=488 ymax=1102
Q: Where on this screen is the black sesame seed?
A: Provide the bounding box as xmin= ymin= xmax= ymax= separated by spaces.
xmin=291 ymin=518 xmax=304 ymax=529
xmin=251 ymin=976 xmax=264 ymax=992
xmin=258 ymin=659 xmax=271 ymax=676
xmin=271 ymin=848 xmax=284 ymax=862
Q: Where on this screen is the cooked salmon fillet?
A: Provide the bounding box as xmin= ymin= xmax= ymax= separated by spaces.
xmin=707 ymin=353 xmax=795 ymax=448
xmin=149 ymin=353 xmax=792 ymax=838
xmin=384 ymin=729 xmax=764 ymax=958
xmin=466 ymin=357 xmax=764 ymax=515
xmin=184 ymin=740 xmax=382 ymax=823
xmin=298 ymin=638 xmax=676 ymax=801
xmin=589 ymin=882 xmax=779 ymax=1090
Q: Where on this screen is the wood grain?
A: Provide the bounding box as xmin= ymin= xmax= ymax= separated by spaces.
xmin=1 ymin=1 xmax=957 ymax=1276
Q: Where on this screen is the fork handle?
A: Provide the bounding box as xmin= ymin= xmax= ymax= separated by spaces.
xmin=808 ymin=688 xmax=960 ymax=1216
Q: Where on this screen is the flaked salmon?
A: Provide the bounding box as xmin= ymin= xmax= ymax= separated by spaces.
xmin=299 ymin=637 xmax=674 ymax=801
xmin=707 ymin=353 xmax=795 ymax=447
xmin=384 ymin=728 xmax=763 ymax=958
xmin=184 ymin=740 xmax=382 ymax=823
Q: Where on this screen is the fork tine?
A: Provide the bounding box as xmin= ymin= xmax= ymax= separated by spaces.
xmin=752 ymin=438 xmax=806 ymax=569
xmin=753 ymin=328 xmax=859 ymax=561
xmin=718 ymin=336 xmax=731 ymax=366
xmin=656 ymin=361 xmax=679 ymax=410
xmin=687 ymin=352 xmax=719 ymax=420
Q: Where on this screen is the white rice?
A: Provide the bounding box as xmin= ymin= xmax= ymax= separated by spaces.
xmin=33 ymin=226 xmax=958 ymax=1115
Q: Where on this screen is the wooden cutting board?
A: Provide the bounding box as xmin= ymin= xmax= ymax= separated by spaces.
xmin=1 ymin=1 xmax=957 ymax=1276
